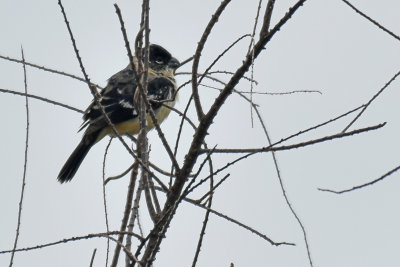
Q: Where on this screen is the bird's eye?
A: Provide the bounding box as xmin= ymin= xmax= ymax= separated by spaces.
xmin=155 ymin=58 xmax=164 ymax=65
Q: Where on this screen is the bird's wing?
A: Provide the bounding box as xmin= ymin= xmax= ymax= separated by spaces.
xmin=80 ymin=66 xmax=139 ymax=134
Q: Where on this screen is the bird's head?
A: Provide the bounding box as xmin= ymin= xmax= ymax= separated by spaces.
xmin=147 ymin=44 xmax=180 ymax=77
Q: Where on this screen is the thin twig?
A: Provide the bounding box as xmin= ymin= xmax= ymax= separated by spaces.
xmin=0 ymin=54 xmax=102 ymax=89
xmin=9 ymin=47 xmax=30 ymax=267
xmin=0 ymin=231 xmax=144 ymax=254
xmin=199 ymin=34 xmax=251 ymax=87
xmin=89 ymin=248 xmax=97 ymax=267
xmin=191 ymin=156 xmax=214 ymax=267
xmin=341 ymin=0 xmax=400 ymax=42
xmin=104 ymin=164 xmax=134 ymax=184
xmin=342 ymin=69 xmax=400 ymax=132
xmin=191 ymin=200 xmax=294 ymax=246
xmin=192 ymin=0 xmax=233 ymax=120
xmin=134 ymin=149 xmax=215 ymax=265
xmin=197 ymin=173 xmax=230 ymax=203
xmin=199 ymin=123 xmax=386 ymax=154
xmin=110 ymin=161 xmax=139 ymax=267
xmin=271 ymin=105 xmax=364 ymax=147
xmin=0 ymin=88 xmax=84 ymax=113
xmin=148 ymin=174 xmax=161 ymax=214
xmin=252 ymin=100 xmax=313 ymax=266
xmin=176 ymin=70 xmax=258 ymax=84
xmin=247 ymin=0 xmax=264 ymax=127
xmin=170 ymin=93 xmax=193 ymax=188
xmin=102 ymin=138 xmax=113 ymax=267
xmin=154 ymin=187 xmax=294 ymax=246
xmin=126 ymin=162 xmax=143 ymax=267
xmin=318 ymin=164 xmax=400 ymax=194
xmin=104 ymin=160 xmax=181 ymax=185
xmin=183 ymin=148 xmax=218 ymax=198
xmin=58 ymin=0 xmax=93 ymax=89
xmin=179 ymin=56 xmax=194 ymax=68
xmin=164 ymin=104 xmax=198 ymax=130
xmin=195 ymin=105 xmax=365 ymax=196
xmin=240 ymin=89 xmax=322 ymax=95
xmin=247 ymin=0 xmax=263 ymax=55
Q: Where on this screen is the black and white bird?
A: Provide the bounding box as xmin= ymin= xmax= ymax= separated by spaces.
xmin=58 ymin=44 xmax=179 ymax=183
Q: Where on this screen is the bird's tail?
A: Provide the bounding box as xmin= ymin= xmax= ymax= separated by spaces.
xmin=57 ymin=134 xmax=96 ymax=183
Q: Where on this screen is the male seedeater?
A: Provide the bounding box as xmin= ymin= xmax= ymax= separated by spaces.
xmin=58 ymin=44 xmax=179 ymax=183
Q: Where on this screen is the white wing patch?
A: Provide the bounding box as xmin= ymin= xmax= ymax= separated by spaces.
xmin=119 ymin=99 xmax=134 ymax=109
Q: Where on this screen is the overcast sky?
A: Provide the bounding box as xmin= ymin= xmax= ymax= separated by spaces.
xmin=1 ymin=0 xmax=400 ymax=266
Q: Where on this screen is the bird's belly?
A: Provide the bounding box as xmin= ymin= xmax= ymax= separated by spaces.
xmin=98 ymin=105 xmax=173 ymax=141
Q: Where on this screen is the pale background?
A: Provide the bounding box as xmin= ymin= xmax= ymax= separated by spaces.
xmin=1 ymin=0 xmax=400 ymax=266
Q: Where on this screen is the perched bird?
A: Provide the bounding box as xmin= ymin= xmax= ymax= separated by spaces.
xmin=58 ymin=44 xmax=179 ymax=183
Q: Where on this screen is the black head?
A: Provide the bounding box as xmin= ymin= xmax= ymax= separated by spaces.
xmin=147 ymin=44 xmax=180 ymax=74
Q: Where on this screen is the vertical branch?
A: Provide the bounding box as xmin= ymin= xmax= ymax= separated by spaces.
xmin=89 ymin=248 xmax=97 ymax=267
xmin=191 ymin=157 xmax=214 ymax=267
xmin=9 ymin=47 xmax=30 ymax=267
xmin=136 ymin=0 xmax=159 ymax=228
xmin=110 ymin=163 xmax=139 ymax=267
xmin=125 ymin=162 xmax=142 ymax=267
xmin=170 ymin=94 xmax=194 ymax=188
xmin=259 ymin=0 xmax=276 ymax=38
xmin=102 ymin=138 xmax=113 ymax=267
xmin=192 ymin=0 xmax=232 ymax=120
xmin=247 ymin=0 xmax=264 ymax=127
xmin=253 ymin=106 xmax=314 ymax=266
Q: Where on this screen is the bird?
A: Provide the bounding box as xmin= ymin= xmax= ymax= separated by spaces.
xmin=58 ymin=44 xmax=180 ymax=183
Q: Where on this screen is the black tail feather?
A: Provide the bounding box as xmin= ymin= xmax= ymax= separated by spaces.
xmin=58 ymin=136 xmax=95 ymax=183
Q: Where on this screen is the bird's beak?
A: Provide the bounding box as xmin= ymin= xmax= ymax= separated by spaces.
xmin=168 ymin=57 xmax=180 ymax=70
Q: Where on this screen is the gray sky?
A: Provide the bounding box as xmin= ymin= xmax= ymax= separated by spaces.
xmin=1 ymin=0 xmax=400 ymax=266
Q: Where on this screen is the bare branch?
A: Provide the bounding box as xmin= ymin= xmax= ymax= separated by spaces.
xmin=154 ymin=187 xmax=294 ymax=246
xmin=102 ymin=138 xmax=112 ymax=267
xmin=1 ymin=232 xmax=143 ymax=265
xmin=197 ymin=173 xmax=230 ymax=203
xmin=251 ymin=103 xmax=313 ymax=266
xmin=0 ymin=88 xmax=84 ymax=114
xmin=318 ymin=164 xmax=400 ymax=194
xmin=110 ymin=161 xmax=139 ymax=267
xmin=191 ymin=156 xmax=214 ymax=267
xmin=0 ymin=54 xmax=102 ymax=89
xmin=192 ymin=0 xmax=233 ymax=120
xmin=259 ymin=0 xmax=276 ymax=38
xmin=9 ymin=47 xmax=30 ymax=267
xmin=178 ymin=56 xmax=194 ymax=68
xmin=126 ymin=173 xmax=144 ymax=266
xmin=199 ymin=123 xmax=386 ymax=154
xmin=199 ymin=34 xmax=251 ymax=86
xmin=89 ymin=249 xmax=97 ymax=267
xmin=343 ymin=69 xmax=400 ymax=132
xmin=341 ymin=0 xmax=400 ymax=42
xmin=240 ymin=89 xmax=322 ymax=95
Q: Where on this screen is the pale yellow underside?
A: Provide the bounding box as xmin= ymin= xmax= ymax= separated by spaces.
xmin=95 ymin=104 xmax=173 ymax=142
